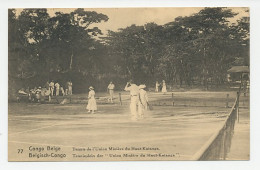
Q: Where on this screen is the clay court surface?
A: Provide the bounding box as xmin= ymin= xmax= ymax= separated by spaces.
xmin=8 ymin=91 xmax=249 ymax=161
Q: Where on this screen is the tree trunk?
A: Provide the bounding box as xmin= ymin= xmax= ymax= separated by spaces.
xmin=70 ymin=50 xmax=74 ymax=70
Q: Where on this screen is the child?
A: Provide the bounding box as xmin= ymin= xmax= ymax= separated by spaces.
xmin=86 ymin=86 xmax=97 ymax=113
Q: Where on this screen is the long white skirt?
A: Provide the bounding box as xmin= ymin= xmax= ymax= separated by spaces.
xmin=162 ymin=86 xmax=167 ymax=93
xmin=86 ymin=98 xmax=97 ymax=111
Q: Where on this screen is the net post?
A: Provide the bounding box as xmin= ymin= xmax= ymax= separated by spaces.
xmin=172 ymin=93 xmax=174 ymax=106
xmin=226 ymin=94 xmax=229 ymax=108
xmin=237 ymin=91 xmax=240 ymax=123
xmin=119 ymin=93 xmax=122 ymax=105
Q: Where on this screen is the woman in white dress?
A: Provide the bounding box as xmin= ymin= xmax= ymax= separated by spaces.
xmin=138 ymin=84 xmax=149 ymax=117
xmin=86 ymin=86 xmax=97 ymax=113
xmin=162 ymin=80 xmax=167 ymax=94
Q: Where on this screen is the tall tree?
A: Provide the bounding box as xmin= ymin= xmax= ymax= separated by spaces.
xmin=106 ymin=23 xmax=164 ymax=84
xmin=47 ymin=8 xmax=108 ymax=74
xmin=9 ymin=8 xmax=109 ymax=92
xmin=162 ymin=8 xmax=240 ymax=88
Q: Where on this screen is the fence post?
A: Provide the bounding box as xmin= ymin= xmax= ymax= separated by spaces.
xmin=222 ymin=129 xmax=227 ymax=160
xmin=172 ymin=93 xmax=174 ymax=106
xmin=226 ymin=94 xmax=229 ymax=108
xmin=119 ymin=93 xmax=122 ymax=105
xmin=237 ymin=91 xmax=240 ymax=123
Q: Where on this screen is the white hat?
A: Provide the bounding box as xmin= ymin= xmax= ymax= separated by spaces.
xmin=139 ymin=84 xmax=146 ymax=89
xmin=89 ymin=86 xmax=94 ymax=90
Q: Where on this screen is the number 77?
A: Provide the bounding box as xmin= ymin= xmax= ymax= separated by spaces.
xmin=18 ymin=149 xmax=23 ymax=154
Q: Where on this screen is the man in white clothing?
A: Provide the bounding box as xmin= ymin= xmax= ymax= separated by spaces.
xmin=49 ymin=80 xmax=55 ymax=96
xmin=155 ymin=81 xmax=159 ymax=92
xmin=68 ymin=81 xmax=73 ymax=95
xmin=124 ymin=80 xmax=139 ymax=120
xmin=107 ymin=81 xmax=115 ymax=103
xmin=55 ymin=82 xmax=60 ymax=96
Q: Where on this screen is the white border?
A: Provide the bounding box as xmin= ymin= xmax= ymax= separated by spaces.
xmin=1 ymin=1 xmax=260 ymax=170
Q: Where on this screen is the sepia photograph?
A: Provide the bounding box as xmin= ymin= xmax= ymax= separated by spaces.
xmin=7 ymin=7 xmax=250 ymax=162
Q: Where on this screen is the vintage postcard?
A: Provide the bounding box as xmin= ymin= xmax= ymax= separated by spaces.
xmin=8 ymin=7 xmax=250 ymax=161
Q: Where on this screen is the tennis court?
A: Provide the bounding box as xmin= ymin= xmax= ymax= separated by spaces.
xmin=8 ymin=91 xmax=248 ymax=161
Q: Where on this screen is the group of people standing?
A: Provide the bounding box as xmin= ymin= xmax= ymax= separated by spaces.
xmin=85 ymin=80 xmax=149 ymax=120
xmin=124 ymin=80 xmax=149 ymax=120
xmin=155 ymin=80 xmax=167 ymax=94
xmin=86 ymin=81 xmax=115 ymax=114
xmin=46 ymin=80 xmax=73 ymax=97
xmin=17 ymin=80 xmax=73 ymax=103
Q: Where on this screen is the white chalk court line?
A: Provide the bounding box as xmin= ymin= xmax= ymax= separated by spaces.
xmin=8 ymin=123 xmax=69 ymax=136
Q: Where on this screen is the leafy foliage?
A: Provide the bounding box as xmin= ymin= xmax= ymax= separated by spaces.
xmin=9 ymin=8 xmax=249 ymax=95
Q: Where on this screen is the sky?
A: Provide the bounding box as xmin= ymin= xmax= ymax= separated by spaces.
xmin=15 ymin=7 xmax=249 ymax=36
